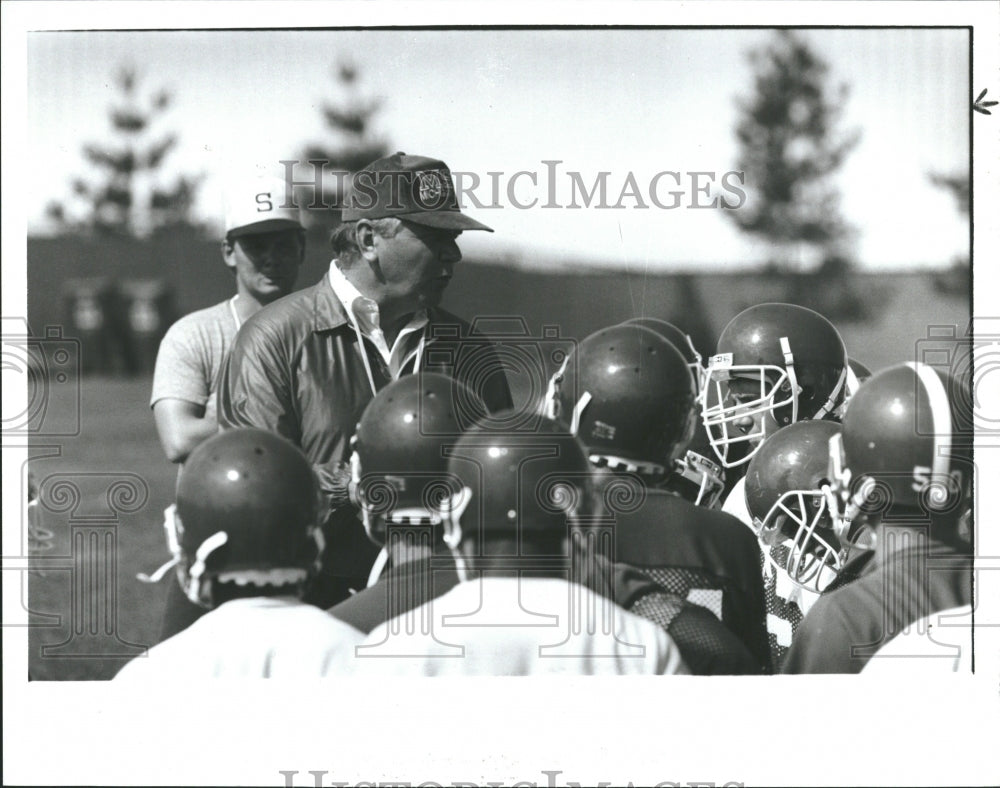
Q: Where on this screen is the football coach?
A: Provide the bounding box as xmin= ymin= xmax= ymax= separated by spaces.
xmin=218 ymin=152 xmax=512 ymax=607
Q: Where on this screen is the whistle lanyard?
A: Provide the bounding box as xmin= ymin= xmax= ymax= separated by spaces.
xmin=350 ymin=315 xmax=428 ymax=398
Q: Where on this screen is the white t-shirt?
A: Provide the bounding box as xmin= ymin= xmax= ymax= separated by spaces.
xmin=150 ymin=299 xmax=238 ymax=420
xmin=347 ymin=576 xmax=689 ymax=676
xmin=115 ymin=597 xmax=364 ymax=679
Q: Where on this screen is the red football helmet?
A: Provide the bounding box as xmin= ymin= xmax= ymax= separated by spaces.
xmin=174 ymin=428 xmax=324 ymax=607
xmin=546 ymin=323 xmax=697 ymax=476
xmin=829 ymin=362 xmax=971 ymax=525
xmin=700 ymin=303 xmax=848 ymax=468
xmin=743 ymin=420 xmax=853 ymax=593
xmin=441 ymin=414 xmax=593 ymax=550
xmin=620 ymin=317 xmax=705 ymax=392
xmin=351 ymin=371 xmax=482 ymax=543
xmin=618 ymin=318 xmax=723 ymax=506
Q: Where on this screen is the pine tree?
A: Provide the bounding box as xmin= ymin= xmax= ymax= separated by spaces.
xmin=928 ymin=170 xmax=970 ymax=295
xmin=46 ymin=65 xmax=203 ymax=237
xmin=730 ymin=31 xmax=861 ymax=270
xmin=294 ymin=60 xmax=389 ymax=231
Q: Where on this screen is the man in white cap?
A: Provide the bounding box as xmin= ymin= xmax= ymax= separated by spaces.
xmin=151 ymin=177 xmax=305 ymax=464
xmin=149 ymin=176 xmax=305 ymax=639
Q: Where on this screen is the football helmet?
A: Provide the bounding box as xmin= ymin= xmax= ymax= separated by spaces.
xmin=619 ymin=319 xmax=723 ymax=506
xmin=441 ymin=414 xmax=593 ymax=548
xmin=174 ymin=428 xmax=323 ymax=607
xmin=546 ymin=323 xmax=698 ymax=476
xmin=830 ymin=362 xmax=971 ymax=523
xmin=620 ymin=317 xmax=705 ymax=392
xmin=351 ymin=371 xmax=481 ymax=543
xmin=660 ymin=425 xmax=726 ymax=508
xmin=743 ymin=420 xmax=851 ymax=593
xmin=700 ymin=303 xmax=848 ymax=468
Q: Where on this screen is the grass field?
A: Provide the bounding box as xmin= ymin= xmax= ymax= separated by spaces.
xmin=27 ymin=374 xmax=178 ymax=681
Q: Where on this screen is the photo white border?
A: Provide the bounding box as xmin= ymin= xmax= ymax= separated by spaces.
xmin=4 ymin=2 xmax=998 ymax=786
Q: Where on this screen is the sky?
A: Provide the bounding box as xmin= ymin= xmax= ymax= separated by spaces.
xmin=25 ymin=26 xmax=970 ymax=270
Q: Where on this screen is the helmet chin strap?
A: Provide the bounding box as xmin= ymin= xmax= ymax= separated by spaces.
xmin=136 ymin=504 xmax=184 ymax=583
xmin=845 ymin=362 xmax=861 ymax=396
xmin=136 ymin=555 xmax=180 ymax=584
xmin=812 ymin=362 xmax=848 ymax=420
xmin=441 ymin=486 xmax=473 ymax=582
xmin=543 ymin=356 xmax=571 ymax=421
xmin=184 ymin=530 xmax=229 ymax=606
xmin=779 ymin=336 xmax=799 ymax=425
xmin=570 ymin=391 xmax=592 ymax=436
xmin=776 ymin=338 xmax=847 ymax=424
xmin=441 ymin=486 xmax=471 ymax=549
xmin=366 ymin=547 xmax=390 ymax=588
xmin=450 ymin=545 xmax=469 ymax=583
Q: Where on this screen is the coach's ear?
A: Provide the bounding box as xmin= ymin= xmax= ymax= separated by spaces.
xmin=221 ymin=237 xmax=237 ymax=275
xmin=355 ymin=219 xmax=378 ymax=264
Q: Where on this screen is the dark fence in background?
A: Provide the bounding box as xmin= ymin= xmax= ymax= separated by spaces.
xmin=25 ymin=234 xmax=970 ymax=378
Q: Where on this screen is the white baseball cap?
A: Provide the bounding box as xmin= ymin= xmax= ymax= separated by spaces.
xmin=224 ymin=177 xmax=304 ymax=238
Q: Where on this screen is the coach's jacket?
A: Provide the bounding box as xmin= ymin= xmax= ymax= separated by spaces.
xmin=217 ymin=274 xmax=512 ymax=597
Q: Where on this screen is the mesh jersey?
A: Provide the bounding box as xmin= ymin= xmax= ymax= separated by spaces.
xmin=763 ymin=540 xmax=883 ymax=671
xmin=760 ymin=542 xmax=813 ymax=671
xmin=630 ymin=590 xmax=763 ymax=674
xmin=608 ymin=488 xmax=769 ymax=668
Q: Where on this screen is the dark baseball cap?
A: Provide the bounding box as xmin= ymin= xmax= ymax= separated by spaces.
xmin=342 ymin=152 xmax=493 ymax=232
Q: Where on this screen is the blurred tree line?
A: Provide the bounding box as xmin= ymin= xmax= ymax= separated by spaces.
xmin=45 ymin=60 xmax=389 ymax=241
xmin=927 ymin=171 xmax=970 ymax=297
xmin=46 ymin=67 xmax=203 ymax=238
xmin=294 ymin=60 xmax=389 ymax=242
xmin=37 ymin=42 xmax=969 ymax=376
xmin=728 ymin=30 xmax=869 ymax=322
xmin=38 ymin=60 xmax=389 ymax=376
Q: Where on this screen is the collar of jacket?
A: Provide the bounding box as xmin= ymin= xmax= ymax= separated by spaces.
xmin=311 ymin=274 xmax=353 ymax=333
xmin=309 ymin=274 xmax=441 ymax=335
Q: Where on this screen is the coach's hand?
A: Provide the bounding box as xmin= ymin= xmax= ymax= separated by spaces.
xmin=313 ymin=460 xmax=355 ymax=515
